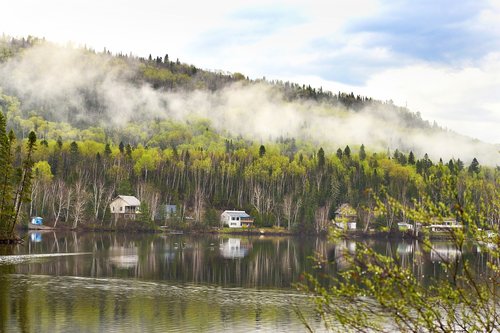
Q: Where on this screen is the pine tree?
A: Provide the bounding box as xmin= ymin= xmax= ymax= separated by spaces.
xmin=468 ymin=158 xmax=480 ymax=174
xmin=344 ymin=145 xmax=351 ymax=158
xmin=11 ymin=131 xmax=37 ymax=233
xmin=318 ymin=147 xmax=325 ymax=169
xmin=104 ymin=143 xmax=112 ymax=157
xmin=259 ymin=144 xmax=266 ymax=157
xmin=359 ymin=144 xmax=366 ymax=161
xmin=336 ymin=148 xmax=343 ymax=160
xmin=0 ymin=113 xmax=15 ymax=235
xmin=408 ymin=151 xmax=415 ymax=165
xmin=126 ymin=144 xmax=132 ymax=158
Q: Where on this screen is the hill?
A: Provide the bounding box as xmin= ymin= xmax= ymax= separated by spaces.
xmin=0 ymin=35 xmax=499 ymax=234
xmin=1 ymin=35 xmax=497 ymax=165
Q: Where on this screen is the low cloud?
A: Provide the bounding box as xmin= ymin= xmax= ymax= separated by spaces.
xmin=1 ymin=43 xmax=499 ymax=165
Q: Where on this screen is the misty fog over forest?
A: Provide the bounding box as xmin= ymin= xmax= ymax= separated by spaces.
xmin=1 ymin=38 xmax=498 ymax=165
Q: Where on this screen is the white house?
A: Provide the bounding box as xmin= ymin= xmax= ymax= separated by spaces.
xmin=110 ymin=195 xmax=141 ymax=220
xmin=334 ymin=203 xmax=357 ymax=230
xmin=428 ymin=218 xmax=462 ymax=232
xmin=221 ymin=210 xmax=254 ymax=228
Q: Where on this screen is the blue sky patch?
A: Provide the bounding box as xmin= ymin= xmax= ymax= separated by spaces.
xmin=347 ymin=0 xmax=496 ymax=63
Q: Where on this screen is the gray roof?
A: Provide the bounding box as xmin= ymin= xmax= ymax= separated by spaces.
xmin=118 ymin=195 xmax=141 ymax=206
xmin=222 ymin=210 xmax=251 ymax=218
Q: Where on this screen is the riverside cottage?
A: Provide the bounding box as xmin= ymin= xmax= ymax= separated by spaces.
xmin=334 ymin=203 xmax=357 ymax=230
xmin=110 ymin=195 xmax=141 ymax=220
xmin=221 ymin=210 xmax=254 ymax=228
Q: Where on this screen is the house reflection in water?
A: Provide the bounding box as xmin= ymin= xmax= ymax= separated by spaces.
xmin=30 ymin=232 xmax=43 ymax=243
xmin=219 ymin=238 xmax=251 ymax=259
xmin=430 ymin=243 xmax=461 ymax=263
xmin=109 ymin=245 xmax=139 ymax=268
xmin=331 ymin=240 xmax=356 ymax=270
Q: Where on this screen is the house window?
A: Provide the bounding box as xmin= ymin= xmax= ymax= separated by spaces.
xmin=112 ymin=207 xmax=114 ymax=212
xmin=231 ymin=217 xmax=235 ymax=221
xmin=120 ymin=207 xmax=123 ymax=212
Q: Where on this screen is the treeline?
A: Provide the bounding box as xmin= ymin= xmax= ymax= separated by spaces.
xmin=8 ymin=116 xmax=497 ymax=233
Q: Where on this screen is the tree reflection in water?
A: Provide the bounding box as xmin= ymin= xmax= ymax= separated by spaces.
xmin=0 ymin=232 xmax=495 ymax=332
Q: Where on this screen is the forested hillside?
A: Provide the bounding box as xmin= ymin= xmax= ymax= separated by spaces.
xmin=0 ymin=36 xmax=499 ymax=232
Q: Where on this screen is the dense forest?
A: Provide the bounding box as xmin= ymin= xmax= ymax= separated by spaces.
xmin=0 ymin=36 xmax=499 ymax=233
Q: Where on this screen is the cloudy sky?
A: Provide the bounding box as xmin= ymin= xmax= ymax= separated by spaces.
xmin=3 ymin=0 xmax=500 ymax=143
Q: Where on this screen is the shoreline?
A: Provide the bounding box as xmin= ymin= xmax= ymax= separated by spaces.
xmin=14 ymin=224 xmax=465 ymax=241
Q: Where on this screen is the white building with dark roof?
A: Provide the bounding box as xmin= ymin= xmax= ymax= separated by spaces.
xmin=221 ymin=210 xmax=254 ymax=228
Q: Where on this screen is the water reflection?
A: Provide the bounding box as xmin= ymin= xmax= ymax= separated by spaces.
xmin=430 ymin=242 xmax=462 ymax=263
xmin=0 ymin=274 xmax=320 ymax=333
xmin=219 ymin=238 xmax=251 ymax=259
xmin=0 ymin=232 xmax=497 ymax=332
xmin=29 ymin=232 xmax=42 ymax=243
xmin=110 ymin=245 xmax=139 ymax=268
xmin=1 ymin=232 xmax=494 ymax=288
xmin=330 ymin=239 xmax=356 ymax=270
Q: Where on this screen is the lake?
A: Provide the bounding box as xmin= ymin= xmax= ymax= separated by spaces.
xmin=0 ymin=231 xmax=491 ymax=332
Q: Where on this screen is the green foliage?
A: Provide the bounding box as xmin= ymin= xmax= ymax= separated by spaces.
xmin=138 ymin=202 xmax=152 ymax=226
xmin=0 ymin=38 xmax=498 ymax=239
xmin=0 ymin=113 xmax=36 ymax=240
xmin=204 ymin=208 xmax=219 ymax=227
xmin=298 ymin=187 xmax=500 ymax=332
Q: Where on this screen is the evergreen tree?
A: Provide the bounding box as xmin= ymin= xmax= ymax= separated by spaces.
xmin=468 ymin=158 xmax=480 ymax=174
xmin=447 ymin=159 xmax=455 ymax=173
xmin=104 ymin=143 xmax=112 ymax=157
xmin=0 ymin=113 xmax=15 ymax=235
xmin=336 ymin=148 xmax=343 ymax=160
xmin=393 ymin=149 xmax=400 ymax=161
xmin=11 ymin=131 xmax=37 ymax=231
xmin=396 ymin=151 xmax=407 ymax=165
xmin=259 ymin=144 xmax=266 ymax=157
xmin=344 ymin=145 xmax=351 ymax=158
xmin=408 ymin=151 xmax=415 ymax=165
xmin=318 ymin=147 xmax=325 ymax=169
xmin=126 ymin=144 xmax=132 ymax=158
xmin=359 ymin=144 xmax=366 ymax=161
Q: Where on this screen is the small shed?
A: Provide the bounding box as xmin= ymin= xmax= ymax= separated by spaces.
xmin=31 ymin=216 xmax=43 ymax=225
xmin=221 ymin=210 xmax=254 ymax=228
xmin=334 ymin=203 xmax=357 ymax=230
xmin=110 ymin=195 xmax=141 ymax=220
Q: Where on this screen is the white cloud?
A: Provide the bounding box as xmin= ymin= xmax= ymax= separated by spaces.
xmin=360 ymin=55 xmax=500 ymax=143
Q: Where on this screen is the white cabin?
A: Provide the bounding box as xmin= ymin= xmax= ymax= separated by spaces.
xmin=221 ymin=210 xmax=254 ymax=228
xmin=110 ymin=195 xmax=141 ymax=220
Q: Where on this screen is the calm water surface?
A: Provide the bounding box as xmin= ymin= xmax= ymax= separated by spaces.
xmin=0 ymin=231 xmax=491 ymax=332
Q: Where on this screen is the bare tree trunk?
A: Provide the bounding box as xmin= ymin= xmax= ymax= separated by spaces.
xmin=51 ymin=180 xmax=67 ymax=227
xmin=72 ymin=179 xmax=87 ymax=229
xmin=71 ymin=169 xmax=89 ymax=229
